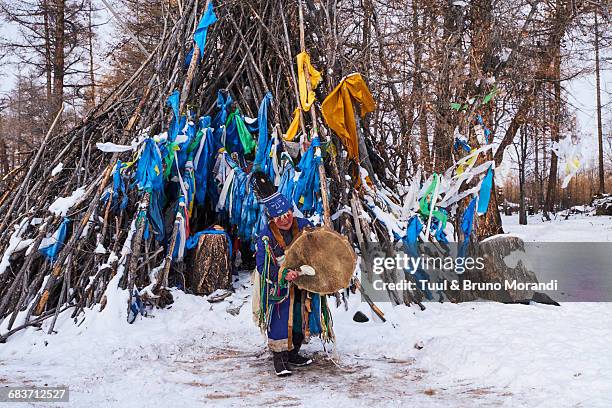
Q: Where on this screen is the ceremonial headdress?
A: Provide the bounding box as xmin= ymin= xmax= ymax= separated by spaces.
xmin=252 ymin=171 xmax=292 ymax=217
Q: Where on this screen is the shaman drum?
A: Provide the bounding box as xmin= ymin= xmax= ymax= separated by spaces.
xmin=281 ymin=227 xmax=356 ymax=294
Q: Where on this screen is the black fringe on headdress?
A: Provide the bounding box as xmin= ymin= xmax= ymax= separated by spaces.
xmin=251 ymin=171 xmax=276 ymax=201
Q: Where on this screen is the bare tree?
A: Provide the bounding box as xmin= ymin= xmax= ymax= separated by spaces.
xmin=594 ymin=11 xmax=605 ymax=195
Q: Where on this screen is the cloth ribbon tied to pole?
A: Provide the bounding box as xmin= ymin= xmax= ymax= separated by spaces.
xmin=193 ymin=2 xmax=217 ymax=62
xmin=297 ymin=51 xmax=322 ymax=111
xmin=284 ymin=107 xmax=301 ymax=142
xmin=321 ymin=73 xmax=376 ymax=160
xmin=253 ymin=92 xmax=273 ymax=171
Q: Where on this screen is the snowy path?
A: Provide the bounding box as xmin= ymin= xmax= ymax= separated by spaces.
xmin=2 ymin=280 xmax=611 ymax=407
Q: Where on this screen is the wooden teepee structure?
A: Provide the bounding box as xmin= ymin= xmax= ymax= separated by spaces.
xmin=0 ymin=0 xmax=406 ymax=341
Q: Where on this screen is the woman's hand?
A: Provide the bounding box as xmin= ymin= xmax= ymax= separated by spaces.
xmin=285 ymin=270 xmax=299 ymax=281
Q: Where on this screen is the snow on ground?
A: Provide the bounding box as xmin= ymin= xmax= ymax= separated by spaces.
xmin=501 ymin=213 xmax=612 ymax=242
xmin=1 ymin=216 xmax=611 ymax=407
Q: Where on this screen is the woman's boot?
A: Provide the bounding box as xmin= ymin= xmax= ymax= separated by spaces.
xmin=273 ymin=351 xmax=292 ymax=376
xmin=288 ymin=331 xmax=313 ymax=366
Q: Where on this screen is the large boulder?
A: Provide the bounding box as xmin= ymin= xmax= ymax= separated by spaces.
xmin=458 ymin=235 xmax=557 ymax=304
xmin=592 ymin=194 xmax=612 ymax=216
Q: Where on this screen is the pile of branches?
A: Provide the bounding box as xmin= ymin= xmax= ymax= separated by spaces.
xmin=0 ymin=0 xmax=407 ymax=341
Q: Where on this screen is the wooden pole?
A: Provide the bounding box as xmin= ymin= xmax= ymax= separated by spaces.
xmin=100 ymin=0 xmax=151 ymax=58
xmin=297 ymin=0 xmax=332 ymax=228
xmin=180 ymin=0 xmax=212 ymax=113
xmin=279 ymin=2 xmax=307 ymax=139
xmin=155 ymin=217 xmax=180 ymax=293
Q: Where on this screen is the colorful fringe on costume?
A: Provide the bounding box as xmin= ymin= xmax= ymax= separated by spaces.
xmin=255 ymin=235 xmax=334 ymax=345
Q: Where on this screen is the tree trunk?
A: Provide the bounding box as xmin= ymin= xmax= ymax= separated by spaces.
xmin=477 ymin=177 xmax=505 ymax=239
xmin=544 ymin=38 xmax=561 ymax=218
xmin=534 ymin=112 xmax=540 ymax=212
xmin=413 ymin=0 xmax=430 ymax=174
xmin=432 ymin=1 xmax=460 ymax=172
xmin=87 ymin=0 xmax=97 ymax=108
xmin=541 ymin=92 xmax=548 ymax=206
xmin=519 ymin=174 xmax=525 ymax=222
xmin=470 ymin=0 xmax=504 ymax=238
xmin=0 ymin=133 xmax=8 ymax=175
xmin=519 ymin=127 xmax=527 ymax=225
xmin=53 ymin=0 xmax=65 ymax=117
xmin=43 ymin=0 xmax=53 ymax=119
xmin=594 ymin=11 xmax=605 ymax=195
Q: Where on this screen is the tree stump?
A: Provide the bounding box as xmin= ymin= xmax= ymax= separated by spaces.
xmin=186 ymin=233 xmax=232 ymax=295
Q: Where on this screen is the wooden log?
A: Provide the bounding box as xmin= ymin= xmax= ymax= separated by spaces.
xmin=100 ymin=0 xmax=150 ymax=57
xmin=179 ymin=1 xmax=205 ymax=113
xmin=185 ymin=232 xmax=232 ymax=295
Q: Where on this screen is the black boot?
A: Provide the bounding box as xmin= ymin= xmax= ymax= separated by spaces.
xmin=288 ymin=350 xmax=313 ymax=366
xmin=273 ymin=351 xmax=292 ymax=377
xmin=288 ymin=332 xmax=313 ymax=367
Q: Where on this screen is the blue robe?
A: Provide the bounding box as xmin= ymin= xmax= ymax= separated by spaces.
xmin=256 ymin=217 xmax=312 ymax=352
